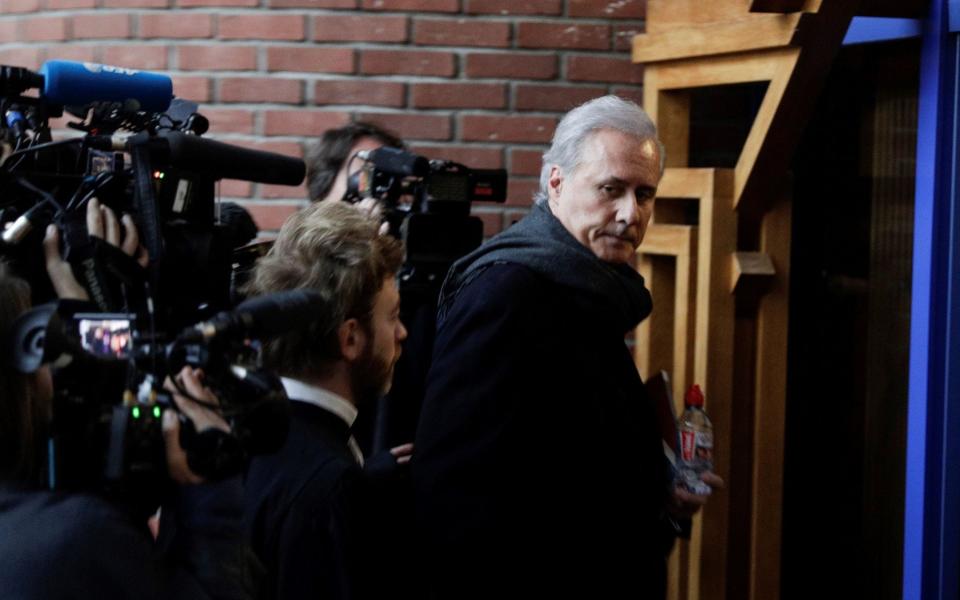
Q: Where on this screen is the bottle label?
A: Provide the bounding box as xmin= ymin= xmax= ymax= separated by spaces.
xmin=680 ymin=430 xmax=713 ymax=464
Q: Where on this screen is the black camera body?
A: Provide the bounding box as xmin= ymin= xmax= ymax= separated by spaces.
xmin=345 ymin=146 xmax=508 ymax=297
xmin=0 ymin=61 xmax=302 ymax=508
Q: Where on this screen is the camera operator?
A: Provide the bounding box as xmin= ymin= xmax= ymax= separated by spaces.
xmin=0 ymin=202 xmax=261 ymax=600
xmin=241 ymin=200 xmax=409 ymax=600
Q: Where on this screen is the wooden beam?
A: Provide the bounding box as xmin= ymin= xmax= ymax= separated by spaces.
xmin=647 ymin=0 xmax=755 ymax=34
xmin=633 ymin=14 xmax=805 ymax=63
xmin=749 ymin=192 xmax=791 ymax=600
xmin=731 ymin=251 xmax=776 ymax=292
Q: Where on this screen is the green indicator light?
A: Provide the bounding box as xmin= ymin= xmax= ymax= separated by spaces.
xmin=132 ymin=406 xmax=140 ymax=419
xmin=153 ymin=406 xmax=161 ymax=419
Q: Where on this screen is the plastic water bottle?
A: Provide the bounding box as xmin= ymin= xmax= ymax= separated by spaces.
xmin=678 ymin=384 xmax=713 ymax=495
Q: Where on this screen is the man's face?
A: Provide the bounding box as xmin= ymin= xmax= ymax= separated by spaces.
xmin=325 ymin=136 xmax=385 ymax=203
xmin=548 ymin=128 xmax=662 ymax=264
xmin=351 ymin=276 xmax=407 ymax=406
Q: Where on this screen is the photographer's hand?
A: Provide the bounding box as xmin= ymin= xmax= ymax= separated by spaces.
xmin=87 ymin=198 xmax=148 ymax=267
xmin=43 ymin=225 xmax=90 ymax=300
xmin=162 ymin=367 xmax=230 ymax=485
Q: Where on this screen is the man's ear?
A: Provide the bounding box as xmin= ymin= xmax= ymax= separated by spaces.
xmin=548 ymin=165 xmax=563 ymax=200
xmin=337 ymin=318 xmax=366 ymax=362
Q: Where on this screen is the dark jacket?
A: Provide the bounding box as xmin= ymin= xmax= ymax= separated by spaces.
xmin=243 ymin=401 xmax=363 ymax=600
xmin=414 ymin=262 xmax=671 ymax=598
xmin=0 ymin=478 xmax=256 ymax=600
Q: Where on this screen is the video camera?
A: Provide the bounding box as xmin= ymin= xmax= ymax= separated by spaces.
xmin=0 ymin=60 xmax=306 ymax=511
xmin=344 ymin=146 xmax=507 ymax=299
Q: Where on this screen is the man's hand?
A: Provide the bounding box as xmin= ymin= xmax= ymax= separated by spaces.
xmin=390 ymin=442 xmax=414 ymax=466
xmin=162 ymin=367 xmax=231 ymax=485
xmin=86 ymin=198 xmax=149 ymax=267
xmin=668 ymin=471 xmax=725 ymax=519
xmin=42 ymin=199 xmax=150 ymax=301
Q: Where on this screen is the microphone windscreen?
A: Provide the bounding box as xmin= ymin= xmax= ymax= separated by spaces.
xmin=39 ymin=60 xmax=173 ymax=112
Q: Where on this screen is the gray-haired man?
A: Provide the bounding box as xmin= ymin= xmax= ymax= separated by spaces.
xmin=413 ymin=96 xmax=721 ymax=598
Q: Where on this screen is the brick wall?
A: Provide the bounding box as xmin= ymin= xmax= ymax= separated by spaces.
xmin=0 ymin=0 xmax=646 ymax=236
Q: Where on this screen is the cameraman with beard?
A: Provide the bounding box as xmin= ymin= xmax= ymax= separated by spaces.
xmin=241 ymin=201 xmax=408 ymax=600
xmin=0 ymin=202 xmax=260 ymax=599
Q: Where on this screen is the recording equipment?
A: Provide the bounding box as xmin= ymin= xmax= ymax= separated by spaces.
xmin=40 ymin=60 xmax=174 ymax=112
xmin=0 ymin=59 xmax=302 ymax=512
xmin=345 ymin=146 xmax=507 ymax=288
xmin=181 ymin=289 xmax=324 ymax=343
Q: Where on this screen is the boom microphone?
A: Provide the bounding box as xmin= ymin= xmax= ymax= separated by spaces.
xmin=88 ymin=131 xmax=307 ymax=185
xmin=157 ymin=131 xmax=306 ymax=186
xmin=38 ymin=60 xmax=173 ymax=112
xmin=180 ymin=289 xmax=325 ymax=343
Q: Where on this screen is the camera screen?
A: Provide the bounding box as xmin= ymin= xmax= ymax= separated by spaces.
xmin=76 ymin=314 xmax=135 ymax=360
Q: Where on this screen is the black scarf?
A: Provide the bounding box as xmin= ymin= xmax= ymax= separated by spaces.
xmin=438 ymin=201 xmax=653 ymax=334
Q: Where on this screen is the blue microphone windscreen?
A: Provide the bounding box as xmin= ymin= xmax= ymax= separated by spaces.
xmin=39 ymin=60 xmax=173 ymax=112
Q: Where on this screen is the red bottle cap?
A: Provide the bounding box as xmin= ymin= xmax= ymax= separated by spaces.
xmin=685 ymin=384 xmax=704 ymax=408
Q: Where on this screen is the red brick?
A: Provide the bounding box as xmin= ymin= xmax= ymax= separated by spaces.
xmin=102 ymin=45 xmax=169 ymax=70
xmin=171 ymin=75 xmax=211 ymax=102
xmin=356 ymin=112 xmax=451 ymax=141
xmin=102 ymin=0 xmax=168 ymax=7
xmin=569 ymin=0 xmax=645 ymax=19
xmin=44 ymin=45 xmax=97 ymax=63
xmin=614 ymin=23 xmax=644 ymax=51
xmin=0 ymin=20 xmax=19 ymax=43
xmin=45 ymin=0 xmax=94 ymax=6
xmin=0 ymin=46 xmax=42 ymax=69
xmin=465 ymin=52 xmax=556 ymax=80
xmin=313 ymin=14 xmax=407 ymax=42
xmin=140 ymin=13 xmax=213 ymax=39
xmin=264 ymin=110 xmax=350 ymax=136
xmin=414 ymin=18 xmax=510 ymax=48
xmin=270 ymin=0 xmax=353 ymax=6
xmin=362 ymin=0 xmax=457 ymax=11
xmin=314 ymin=80 xmax=405 ymax=107
xmin=505 ymin=177 xmax=539 ymax=207
xmin=203 ymin=108 xmax=255 ymax=134
xmin=179 ymin=0 xmax=256 ymax=5
xmin=219 ymin=14 xmax=305 ymax=41
xmin=461 ymin=115 xmax=556 ymax=144
xmin=20 ymin=16 xmax=68 ymax=42
xmin=612 ymin=85 xmax=644 ymax=106
xmin=465 ymin=0 xmax=561 ymax=15
xmin=410 ymin=144 xmax=503 ymax=169
xmin=260 ymin=182 xmax=307 ymax=200
xmin=517 ymin=22 xmax=610 ymax=50
xmin=242 ymin=202 xmax=302 ymax=230
xmin=411 ymin=83 xmax=506 ymax=109
xmin=220 ymin=77 xmax=302 ymax=104
xmin=360 ymin=50 xmax=455 ymax=77
xmin=510 ymin=148 xmax=543 ymax=176
xmin=72 ymin=14 xmax=131 ymax=39
xmin=220 ymin=180 xmax=253 ymax=198
xmin=267 ymin=47 xmax=354 ymax=74
xmin=179 ymin=45 xmax=257 ymax=71
xmin=567 ymin=55 xmax=644 ymax=84
xmin=472 ymin=210 xmax=503 ymax=237
xmin=515 ymin=84 xmax=606 ymax=112
xmin=0 ymin=0 xmax=40 ymax=13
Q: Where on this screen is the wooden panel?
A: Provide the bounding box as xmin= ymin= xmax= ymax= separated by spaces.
xmin=647 ymin=0 xmax=755 ymax=34
xmin=633 ymin=14 xmax=804 ymax=63
xmin=749 ymin=192 xmax=791 ymax=600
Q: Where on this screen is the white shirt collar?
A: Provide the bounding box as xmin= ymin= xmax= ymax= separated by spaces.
xmin=280 ymin=377 xmax=358 ymax=429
